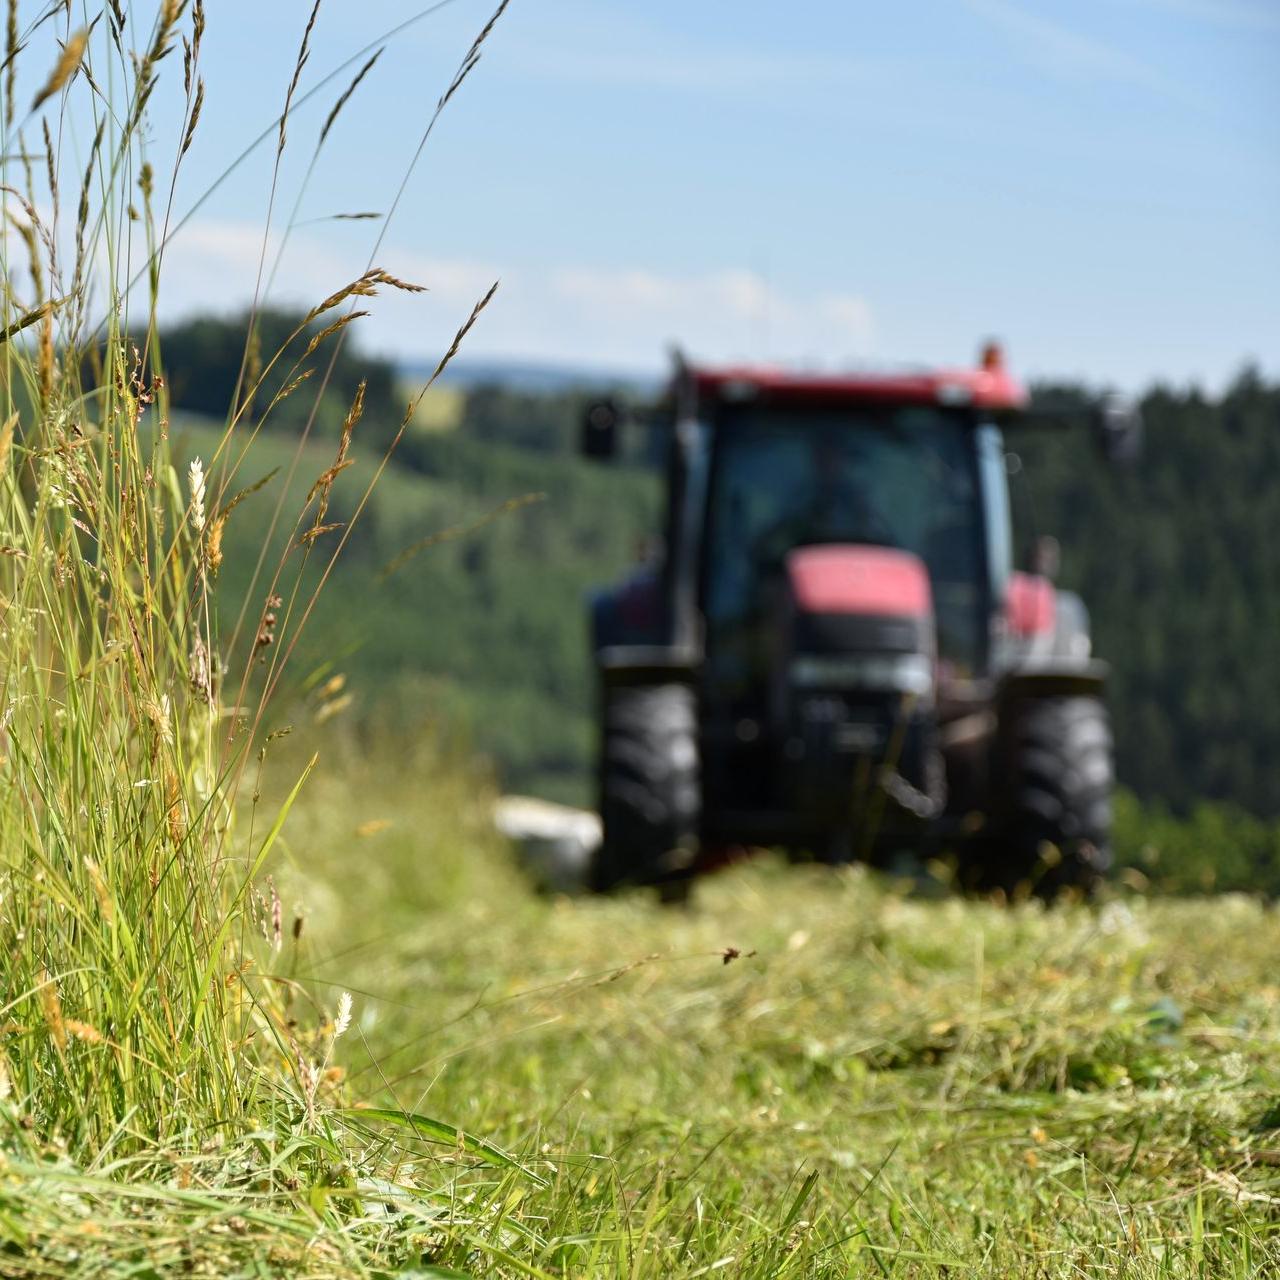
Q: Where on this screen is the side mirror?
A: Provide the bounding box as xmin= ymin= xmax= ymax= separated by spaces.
xmin=580 ymin=398 xmax=620 ymax=461
xmin=1093 ymin=392 xmax=1143 ymax=464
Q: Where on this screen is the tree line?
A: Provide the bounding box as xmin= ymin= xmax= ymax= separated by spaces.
xmin=1018 ymin=367 xmax=1278 ymax=820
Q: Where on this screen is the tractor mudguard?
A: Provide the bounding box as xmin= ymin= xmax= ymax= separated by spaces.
xmin=998 ymin=659 xmax=1108 ymax=703
xmin=598 ymin=644 xmax=698 ymax=686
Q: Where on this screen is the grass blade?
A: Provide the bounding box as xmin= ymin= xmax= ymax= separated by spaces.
xmin=343 ymin=1106 xmax=548 ymax=1186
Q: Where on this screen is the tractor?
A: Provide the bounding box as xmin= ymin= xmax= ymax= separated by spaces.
xmin=580 ymin=345 xmax=1139 ymax=898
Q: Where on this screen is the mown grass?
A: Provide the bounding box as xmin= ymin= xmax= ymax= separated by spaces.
xmin=242 ymin=737 xmax=1280 ymax=1278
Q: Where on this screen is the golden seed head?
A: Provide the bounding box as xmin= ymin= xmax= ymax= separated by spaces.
xmin=83 ymin=857 xmax=115 ymax=924
xmin=38 ymin=970 xmax=66 ymax=1051
xmin=31 ymin=27 xmax=88 ymax=111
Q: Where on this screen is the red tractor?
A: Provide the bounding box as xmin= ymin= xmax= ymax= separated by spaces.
xmin=581 ymin=345 xmax=1139 ymax=898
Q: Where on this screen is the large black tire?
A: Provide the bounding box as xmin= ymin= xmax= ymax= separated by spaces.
xmin=984 ymin=694 xmax=1114 ymax=898
xmin=590 ymin=681 xmax=700 ymax=894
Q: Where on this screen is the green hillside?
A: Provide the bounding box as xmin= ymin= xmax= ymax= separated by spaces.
xmin=172 ymin=410 xmax=658 ymax=804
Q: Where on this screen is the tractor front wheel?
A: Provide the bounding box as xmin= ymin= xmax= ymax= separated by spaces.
xmin=984 ymin=694 xmax=1114 ymax=898
xmin=591 ymin=680 xmax=699 ymax=895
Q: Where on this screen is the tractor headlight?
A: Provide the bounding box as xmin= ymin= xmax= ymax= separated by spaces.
xmin=790 ymin=653 xmax=933 ymax=696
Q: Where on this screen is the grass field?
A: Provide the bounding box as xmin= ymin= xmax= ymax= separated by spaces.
xmin=11 ymin=736 xmax=1280 ymax=1276
xmin=280 ymin=749 xmax=1280 ymax=1277
xmin=17 ymin=740 xmax=1256 ymax=1279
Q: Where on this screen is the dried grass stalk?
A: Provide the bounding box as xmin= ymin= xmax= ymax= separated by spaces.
xmin=279 ymin=0 xmax=322 ymax=157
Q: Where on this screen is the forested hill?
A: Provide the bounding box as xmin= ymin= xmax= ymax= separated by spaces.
xmin=158 ymin=312 xmax=1277 ymax=818
xmin=1017 ymin=368 xmax=1279 ymax=817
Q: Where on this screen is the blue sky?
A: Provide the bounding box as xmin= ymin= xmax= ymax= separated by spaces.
xmin=95 ymin=0 xmax=1280 ymax=389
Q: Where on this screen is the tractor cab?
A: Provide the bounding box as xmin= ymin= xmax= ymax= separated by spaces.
xmin=583 ymin=346 xmax=1133 ymax=896
xmin=698 ymin=370 xmax=1014 ymax=674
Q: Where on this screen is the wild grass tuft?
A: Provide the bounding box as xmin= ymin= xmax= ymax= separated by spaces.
xmin=0 ymin=2 xmax=518 ymax=1274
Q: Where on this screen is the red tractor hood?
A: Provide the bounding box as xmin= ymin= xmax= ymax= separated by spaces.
xmin=786 ymin=545 xmax=933 ymax=619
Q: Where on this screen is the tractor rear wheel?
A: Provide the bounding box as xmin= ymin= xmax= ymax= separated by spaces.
xmin=986 ymin=694 xmax=1114 ymax=898
xmin=590 ymin=680 xmax=699 ymax=894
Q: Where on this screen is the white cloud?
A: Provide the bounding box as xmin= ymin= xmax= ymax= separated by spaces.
xmin=155 ymin=220 xmax=495 ymax=317
xmin=542 ymin=264 xmax=873 ymax=367
xmin=152 ymin=218 xmax=876 ymax=373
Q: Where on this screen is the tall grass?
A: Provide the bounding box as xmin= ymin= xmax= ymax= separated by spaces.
xmin=1 ymin=0 xmax=248 ymax=1149
xmin=0 ymin=3 xmax=517 ymax=1272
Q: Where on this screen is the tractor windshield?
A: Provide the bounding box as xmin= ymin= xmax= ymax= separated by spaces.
xmin=704 ymin=404 xmax=986 ymax=674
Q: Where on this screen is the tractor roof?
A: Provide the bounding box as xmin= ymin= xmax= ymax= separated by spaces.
xmin=688 ymin=346 xmax=1028 ymax=413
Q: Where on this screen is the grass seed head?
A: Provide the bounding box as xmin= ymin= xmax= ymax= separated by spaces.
xmin=255 ymin=594 xmax=282 ymax=651
xmin=189 ymin=636 xmax=213 ymax=705
xmin=4 ymin=0 xmax=16 ymax=131
xmin=65 ymin=1019 xmax=103 ymax=1045
xmin=314 ymin=692 xmax=352 ymax=724
xmin=320 ymin=48 xmax=383 ymax=147
xmin=205 ymin=513 xmax=225 ymax=577
xmin=316 ymin=674 xmax=346 ymax=701
xmin=38 ymin=970 xmax=66 ymax=1051
xmin=165 ymin=769 xmax=186 ymax=849
xmin=333 ymin=992 xmax=352 ymax=1040
xmin=0 ymin=413 xmax=15 ymax=481
xmin=31 ymin=28 xmax=88 ymax=111
xmin=181 ymin=76 xmax=205 ymax=157
xmin=83 ymin=858 xmax=115 ymax=924
xmin=269 ymin=877 xmax=282 ymax=952
xmin=188 ymin=457 xmax=206 ymax=532
xmin=143 ymin=695 xmax=174 ymax=747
